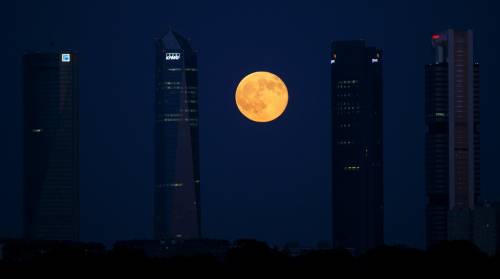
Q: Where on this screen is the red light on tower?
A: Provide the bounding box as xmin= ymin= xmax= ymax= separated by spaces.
xmin=432 ymin=34 xmax=441 ymax=40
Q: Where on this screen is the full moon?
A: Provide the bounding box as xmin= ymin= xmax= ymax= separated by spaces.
xmin=235 ymin=71 xmax=288 ymax=122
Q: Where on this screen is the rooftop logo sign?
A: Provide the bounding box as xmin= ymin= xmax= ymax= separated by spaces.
xmin=61 ymin=53 xmax=71 ymax=62
xmin=166 ymin=53 xmax=181 ymax=60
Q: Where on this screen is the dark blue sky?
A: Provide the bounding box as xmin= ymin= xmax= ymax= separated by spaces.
xmin=1 ymin=0 xmax=499 ymax=248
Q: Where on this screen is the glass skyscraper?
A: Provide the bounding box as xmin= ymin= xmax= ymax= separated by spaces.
xmin=331 ymin=41 xmax=383 ymax=254
xmin=425 ymin=29 xmax=480 ymax=247
xmin=154 ymin=30 xmax=201 ymax=240
xmin=23 ymin=52 xmax=79 ymax=241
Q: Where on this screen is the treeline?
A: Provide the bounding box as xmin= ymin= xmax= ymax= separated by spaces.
xmin=0 ymin=239 xmax=499 ymax=275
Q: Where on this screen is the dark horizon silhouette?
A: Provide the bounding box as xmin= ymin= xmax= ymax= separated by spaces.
xmin=1 ymin=238 xmax=500 ymax=275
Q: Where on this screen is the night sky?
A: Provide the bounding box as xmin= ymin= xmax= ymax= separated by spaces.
xmin=1 ymin=0 xmax=499 ymax=248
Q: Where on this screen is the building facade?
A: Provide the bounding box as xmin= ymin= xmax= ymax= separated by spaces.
xmin=154 ymin=30 xmax=201 ymax=239
xmin=425 ymin=29 xmax=480 ymax=247
xmin=23 ymin=52 xmax=79 ymax=241
xmin=331 ymin=41 xmax=384 ymax=254
xmin=473 ymin=202 xmax=500 ymax=255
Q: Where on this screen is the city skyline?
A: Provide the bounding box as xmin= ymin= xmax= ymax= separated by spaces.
xmin=11 ymin=30 xmax=494 ymax=253
xmin=2 ymin=0 xmax=500 ymax=250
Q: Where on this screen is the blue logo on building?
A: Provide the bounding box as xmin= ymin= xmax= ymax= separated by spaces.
xmin=61 ymin=53 xmax=71 ymax=62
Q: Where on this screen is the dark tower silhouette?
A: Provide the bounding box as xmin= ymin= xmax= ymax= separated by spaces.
xmin=331 ymin=41 xmax=383 ymax=255
xmin=154 ymin=30 xmax=201 ymax=239
xmin=23 ymin=52 xmax=79 ymax=241
xmin=425 ymin=29 xmax=480 ymax=247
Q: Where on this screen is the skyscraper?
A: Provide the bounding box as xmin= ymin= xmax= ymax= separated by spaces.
xmin=331 ymin=41 xmax=383 ymax=254
xmin=425 ymin=29 xmax=480 ymax=247
xmin=154 ymin=30 xmax=201 ymax=240
xmin=23 ymin=52 xmax=79 ymax=241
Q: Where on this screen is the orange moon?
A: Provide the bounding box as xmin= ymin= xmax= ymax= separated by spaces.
xmin=235 ymin=71 xmax=288 ymax=122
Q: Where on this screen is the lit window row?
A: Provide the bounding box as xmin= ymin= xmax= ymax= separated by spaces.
xmin=159 ymin=110 xmax=197 ymax=116
xmin=164 ymin=86 xmax=185 ymax=90
xmin=338 ymin=80 xmax=358 ymax=85
xmin=337 ymin=106 xmax=360 ymax=111
xmin=337 ymin=94 xmax=351 ymax=99
xmin=162 ymin=118 xmax=198 ymax=122
xmin=344 ymin=165 xmax=360 ymax=171
xmin=157 ymin=183 xmax=184 ymax=188
xmin=338 ymin=140 xmax=353 ymax=145
xmin=336 ymin=111 xmax=358 ymax=115
xmin=337 ymin=101 xmax=358 ymax=106
xmin=337 ymin=84 xmax=356 ymax=89
xmin=161 ymin=113 xmax=182 ymax=117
